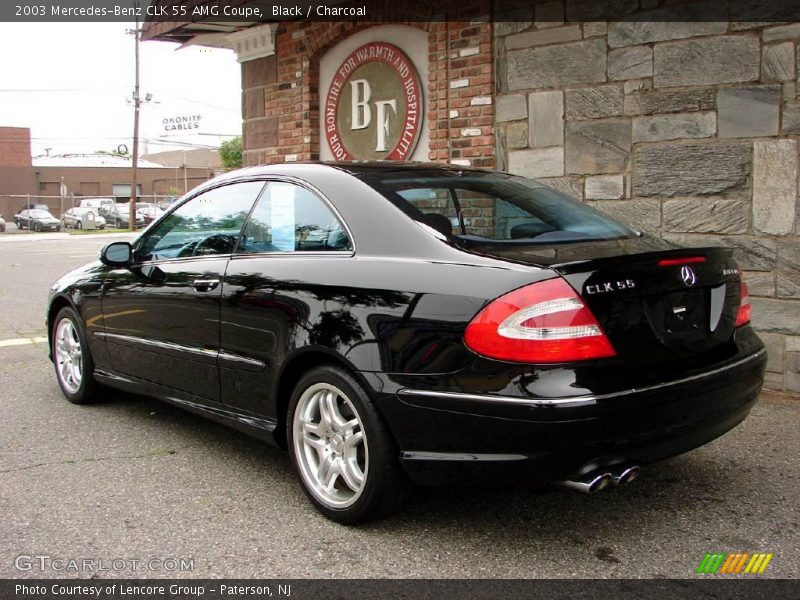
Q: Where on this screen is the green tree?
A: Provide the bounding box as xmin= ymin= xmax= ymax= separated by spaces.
xmin=219 ymin=137 xmax=243 ymax=170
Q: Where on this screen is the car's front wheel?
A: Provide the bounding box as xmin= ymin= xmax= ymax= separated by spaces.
xmin=52 ymin=307 xmax=102 ymax=404
xmin=287 ymin=365 xmax=410 ymax=524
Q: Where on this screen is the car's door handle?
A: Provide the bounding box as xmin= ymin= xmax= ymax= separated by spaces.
xmin=192 ymin=279 xmax=220 ymax=292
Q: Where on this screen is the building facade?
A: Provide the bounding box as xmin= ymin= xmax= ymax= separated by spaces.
xmin=0 ymin=127 xmax=216 ymax=218
xmin=145 ymin=1 xmax=800 ymax=393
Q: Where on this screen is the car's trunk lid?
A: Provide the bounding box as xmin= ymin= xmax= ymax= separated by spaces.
xmin=455 ymin=236 xmax=744 ymax=367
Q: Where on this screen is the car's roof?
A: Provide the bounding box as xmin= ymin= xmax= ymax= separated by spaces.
xmin=310 ymin=161 xmax=490 ymax=175
xmin=211 ymin=160 xmax=492 ymax=183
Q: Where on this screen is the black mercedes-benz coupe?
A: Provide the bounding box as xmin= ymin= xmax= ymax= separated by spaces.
xmin=47 ymin=162 xmax=766 ymax=523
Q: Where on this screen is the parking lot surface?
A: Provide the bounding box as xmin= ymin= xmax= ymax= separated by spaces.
xmin=1 ymin=232 xmax=798 ymax=578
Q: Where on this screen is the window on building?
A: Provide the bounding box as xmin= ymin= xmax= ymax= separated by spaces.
xmin=80 ymin=182 xmax=100 ymax=196
xmin=112 ymin=184 xmax=143 ymax=201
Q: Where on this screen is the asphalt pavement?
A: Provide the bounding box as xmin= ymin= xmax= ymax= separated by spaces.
xmin=1 ymin=229 xmax=798 ymax=579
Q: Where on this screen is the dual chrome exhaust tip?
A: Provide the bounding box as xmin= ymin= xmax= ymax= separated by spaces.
xmin=611 ymin=465 xmax=640 ymax=486
xmin=559 ymin=465 xmax=640 ymax=494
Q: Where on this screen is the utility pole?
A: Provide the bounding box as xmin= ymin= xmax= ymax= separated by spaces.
xmin=129 ymin=1 xmax=141 ymax=232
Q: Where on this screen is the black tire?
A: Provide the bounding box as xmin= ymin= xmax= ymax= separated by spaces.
xmin=34 ymin=222 xmax=40 ymax=232
xmin=287 ymin=365 xmax=411 ymax=524
xmin=51 ymin=306 xmax=103 ymax=404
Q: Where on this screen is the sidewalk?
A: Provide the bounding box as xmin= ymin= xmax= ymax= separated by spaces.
xmin=0 ymin=223 xmax=136 ymax=243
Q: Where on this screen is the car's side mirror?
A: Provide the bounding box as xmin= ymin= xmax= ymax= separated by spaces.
xmin=100 ymin=241 xmax=134 ymax=267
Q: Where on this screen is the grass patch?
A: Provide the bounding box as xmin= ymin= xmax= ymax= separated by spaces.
xmin=68 ymin=228 xmax=133 ymax=235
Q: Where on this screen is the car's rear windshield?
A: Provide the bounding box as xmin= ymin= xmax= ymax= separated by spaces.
xmin=360 ymin=170 xmax=635 ymax=244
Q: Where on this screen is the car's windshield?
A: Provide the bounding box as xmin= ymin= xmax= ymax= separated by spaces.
xmin=30 ymin=210 xmax=51 ymax=218
xmin=362 ymin=170 xmax=635 ymax=244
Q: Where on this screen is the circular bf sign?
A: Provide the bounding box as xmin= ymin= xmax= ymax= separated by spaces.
xmin=324 ymin=42 xmax=423 ymax=161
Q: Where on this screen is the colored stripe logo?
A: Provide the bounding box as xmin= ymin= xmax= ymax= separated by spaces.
xmin=696 ymin=552 xmax=774 ymax=574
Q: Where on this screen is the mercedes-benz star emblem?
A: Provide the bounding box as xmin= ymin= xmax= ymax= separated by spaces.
xmin=681 ymin=265 xmax=698 ymax=287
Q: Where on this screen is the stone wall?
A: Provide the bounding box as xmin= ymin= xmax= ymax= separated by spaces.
xmin=495 ymin=5 xmax=800 ymax=392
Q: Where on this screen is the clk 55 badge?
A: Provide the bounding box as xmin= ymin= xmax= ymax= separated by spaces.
xmin=586 ymin=279 xmax=636 ymax=295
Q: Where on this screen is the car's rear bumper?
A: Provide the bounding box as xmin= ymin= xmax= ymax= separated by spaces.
xmin=372 ymin=347 xmax=766 ymax=486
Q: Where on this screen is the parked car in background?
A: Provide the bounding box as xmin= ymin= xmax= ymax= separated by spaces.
xmin=79 ymin=198 xmax=115 ymax=214
xmin=62 ymin=207 xmax=106 ymax=230
xmin=105 ymin=203 xmax=146 ymax=229
xmin=46 ymin=162 xmax=765 ymax=524
xmin=0 ymin=214 xmax=6 ymax=232
xmin=15 ymin=209 xmax=61 ymax=231
xmin=136 ymin=202 xmax=165 ymax=224
xmin=17 ymin=203 xmax=50 ymax=214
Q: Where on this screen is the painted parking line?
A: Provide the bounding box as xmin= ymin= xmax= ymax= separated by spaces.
xmin=0 ymin=336 xmax=49 ymax=348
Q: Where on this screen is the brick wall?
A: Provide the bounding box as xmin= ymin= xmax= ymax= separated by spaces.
xmin=241 ymin=3 xmax=495 ymax=168
xmin=495 ymin=2 xmax=800 ymax=392
xmin=0 ymin=127 xmax=32 ymax=168
xmin=428 ymin=18 xmax=495 ymax=168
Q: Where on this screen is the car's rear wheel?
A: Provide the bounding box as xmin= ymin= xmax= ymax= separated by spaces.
xmin=52 ymin=307 xmax=102 ymax=404
xmin=287 ymin=365 xmax=410 ymax=524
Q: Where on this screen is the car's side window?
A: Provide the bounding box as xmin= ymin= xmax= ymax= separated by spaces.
xmin=137 ymin=181 xmax=265 ymax=261
xmin=237 ymin=182 xmax=352 ymax=254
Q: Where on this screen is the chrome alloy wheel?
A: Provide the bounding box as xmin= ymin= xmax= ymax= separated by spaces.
xmin=55 ymin=318 xmax=83 ymax=394
xmin=292 ymin=383 xmax=368 ymax=508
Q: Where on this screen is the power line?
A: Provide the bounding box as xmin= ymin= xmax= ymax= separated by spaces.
xmin=0 ymin=87 xmax=241 ymax=114
xmin=0 ymin=86 xmax=128 ymax=93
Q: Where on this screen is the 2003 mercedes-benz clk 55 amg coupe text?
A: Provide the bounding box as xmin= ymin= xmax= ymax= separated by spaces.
xmin=47 ymin=162 xmax=766 ymax=523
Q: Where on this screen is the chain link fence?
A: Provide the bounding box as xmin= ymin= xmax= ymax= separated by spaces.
xmin=0 ymin=193 xmax=176 ymax=222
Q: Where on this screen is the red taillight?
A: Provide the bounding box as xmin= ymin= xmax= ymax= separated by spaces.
xmin=658 ymin=256 xmax=707 ymax=267
xmin=735 ymin=277 xmax=751 ymax=328
xmin=464 ymin=278 xmax=616 ymax=363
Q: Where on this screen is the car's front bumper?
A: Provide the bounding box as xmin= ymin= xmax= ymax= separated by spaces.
xmin=371 ymin=345 xmax=766 ymax=486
